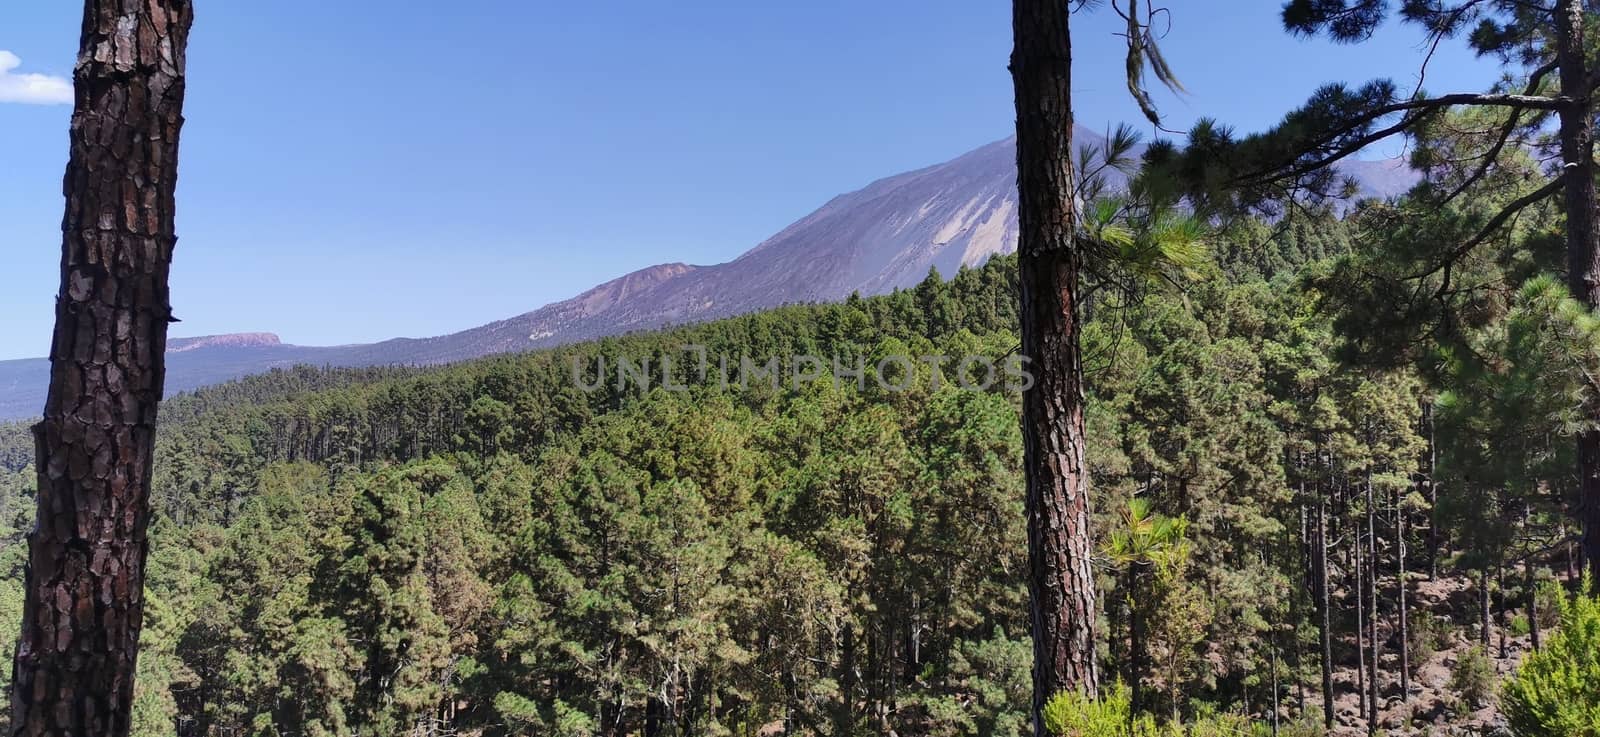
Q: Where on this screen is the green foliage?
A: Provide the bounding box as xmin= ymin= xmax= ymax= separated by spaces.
xmin=1104 ymin=499 xmax=1209 ymax=718
xmin=1408 ymin=611 xmax=1453 ymax=677
xmin=1450 ymin=646 xmax=1497 ymax=710
xmin=1044 ymin=683 xmax=1159 ymax=737
xmin=1502 ymin=579 xmax=1600 ymax=736
xmin=1272 ymin=718 xmax=1326 ymax=737
xmin=1534 ymin=578 xmax=1563 ymax=631
xmin=0 ymin=426 xmax=30 ymax=473
xmin=74 ymin=243 xmax=1349 ymax=733
xmin=1435 ymin=274 xmax=1598 ymax=577
xmin=0 ymin=255 xmax=1040 ymax=736
xmin=946 ymin=629 xmax=1033 ymax=736
xmin=1510 ymin=614 xmax=1531 ymax=637
xmin=1041 ymin=683 xmax=1256 ymax=737
xmin=1105 ymin=499 xmax=1190 ymax=573
xmin=0 ymin=210 xmax=1579 ymax=735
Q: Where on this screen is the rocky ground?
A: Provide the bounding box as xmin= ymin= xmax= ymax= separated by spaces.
xmin=1319 ymin=574 xmax=1546 ymax=737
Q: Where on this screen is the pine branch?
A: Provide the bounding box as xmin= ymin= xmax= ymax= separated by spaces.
xmin=1407 ymin=173 xmax=1567 ymax=281
xmin=1232 ymin=90 xmax=1572 ymax=189
xmin=1439 ymin=61 xmax=1560 ymax=204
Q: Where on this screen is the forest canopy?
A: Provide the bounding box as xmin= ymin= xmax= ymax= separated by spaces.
xmin=1 ymin=185 xmax=1587 ymax=735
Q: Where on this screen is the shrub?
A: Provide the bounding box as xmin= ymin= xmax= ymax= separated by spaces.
xmin=1040 ymin=682 xmax=1255 ymax=736
xmin=1042 ymin=682 xmax=1158 ymax=737
xmin=1449 ymin=646 xmax=1496 ymax=709
xmin=1533 ymin=579 xmax=1562 ymax=632
xmin=1185 ymin=710 xmax=1251 ymax=737
xmin=1271 ymin=717 xmax=1325 ymax=737
xmin=1502 ymin=578 xmax=1600 ymax=737
xmin=1408 ymin=611 xmax=1452 ymax=677
xmin=1510 ymin=614 xmax=1531 ymax=637
xmin=948 ymin=629 xmax=1032 ymax=737
xmin=1180 ymin=701 xmax=1251 ymax=737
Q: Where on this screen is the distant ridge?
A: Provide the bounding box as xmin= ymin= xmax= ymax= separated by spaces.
xmin=0 ymin=130 xmax=1419 ymax=420
xmin=169 ymin=333 xmax=282 ymax=352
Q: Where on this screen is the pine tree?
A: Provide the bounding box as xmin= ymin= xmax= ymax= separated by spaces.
xmin=1104 ymin=499 xmax=1191 ymax=717
xmin=1156 ymin=0 xmax=1600 ymax=577
xmin=1009 ymin=0 xmax=1103 ymax=715
xmin=1008 ymin=3 xmax=1190 ymax=728
xmin=10 ymin=2 xmax=194 ymax=735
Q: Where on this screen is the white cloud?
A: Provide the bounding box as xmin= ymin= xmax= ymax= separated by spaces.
xmin=0 ymin=50 xmax=72 ymax=105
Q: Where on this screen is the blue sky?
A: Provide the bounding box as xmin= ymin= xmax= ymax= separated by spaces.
xmin=0 ymin=1 xmax=1500 ymax=359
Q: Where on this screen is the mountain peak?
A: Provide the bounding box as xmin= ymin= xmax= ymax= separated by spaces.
xmin=168 ymin=333 xmax=283 ymax=353
xmin=0 ymin=133 xmax=1421 ymax=420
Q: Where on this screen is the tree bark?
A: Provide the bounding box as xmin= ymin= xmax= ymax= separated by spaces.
xmin=1364 ymin=473 xmax=1378 ymax=732
xmin=1128 ymin=569 xmax=1145 ymax=716
xmin=1496 ymin=563 xmax=1509 ymax=659
xmin=1270 ymin=638 xmax=1280 ymax=737
xmin=1010 ymin=0 xmax=1100 ymax=728
xmin=1316 ymin=479 xmax=1334 ymax=730
xmin=1353 ymin=523 xmax=1368 ymax=734
xmin=1554 ymin=0 xmax=1600 ymax=583
xmin=1478 ymin=568 xmax=1491 ymax=647
xmin=9 ymin=2 xmax=192 ymax=736
xmin=1395 ymin=481 xmax=1410 ymax=700
xmin=1423 ymin=401 xmax=1439 ymax=581
xmin=1524 ymin=551 xmax=1540 ymax=651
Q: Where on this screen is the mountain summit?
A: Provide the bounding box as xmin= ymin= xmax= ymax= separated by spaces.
xmin=168 ymin=333 xmax=283 ymax=352
xmin=0 ymin=130 xmax=1418 ymax=419
xmin=451 ymin=133 xmax=1027 ymax=355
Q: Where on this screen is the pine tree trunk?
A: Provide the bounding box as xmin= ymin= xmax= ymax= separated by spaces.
xmin=1364 ymin=474 xmax=1378 ymax=731
xmin=1316 ymin=481 xmax=1334 ymax=730
xmin=1294 ymin=497 xmax=1308 ymax=716
xmin=1270 ymin=639 xmax=1281 ymax=737
xmin=1478 ymin=568 xmax=1491 ymax=647
xmin=1128 ymin=570 xmax=1145 ymax=716
xmin=1110 ymin=576 xmax=1127 ymax=692
xmin=10 ymin=3 xmax=192 ymax=736
xmin=1554 ymin=0 xmax=1600 ymax=583
xmin=1424 ymin=402 xmax=1439 ymax=581
xmin=1354 ymin=525 xmax=1368 ymax=733
xmin=1010 ymin=0 xmax=1100 ymax=726
xmin=1496 ymin=563 xmax=1508 ymax=660
xmin=838 ymin=624 xmax=858 ymax=735
xmin=1525 ymin=552 xmax=1541 ymax=651
xmin=1293 ymin=612 xmax=1307 ymax=715
xmin=1395 ymin=482 xmax=1410 ymax=700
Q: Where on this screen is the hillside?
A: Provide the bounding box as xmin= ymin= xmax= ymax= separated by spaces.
xmin=0 ymin=217 xmax=1586 ymax=736
xmin=0 ymin=131 xmax=1417 ymax=420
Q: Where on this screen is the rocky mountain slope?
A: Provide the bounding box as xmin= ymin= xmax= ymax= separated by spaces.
xmin=0 ymin=130 xmax=1418 ymax=420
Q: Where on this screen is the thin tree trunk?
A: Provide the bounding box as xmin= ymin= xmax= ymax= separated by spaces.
xmin=1424 ymin=401 xmax=1439 ymax=580
xmin=1294 ymin=496 xmax=1308 ymax=717
xmin=1479 ymin=568 xmax=1491 ymax=648
xmin=1270 ymin=639 xmax=1281 ymax=737
xmin=1011 ymin=1 xmax=1100 ymax=729
xmin=1294 ymin=638 xmax=1306 ymax=715
xmin=1354 ymin=525 xmax=1368 ymax=733
xmin=1128 ymin=568 xmax=1146 ymax=716
xmin=1364 ymin=473 xmax=1378 ymax=732
xmin=1554 ymin=0 xmax=1600 ymax=583
xmin=1316 ymin=480 xmax=1334 ymax=730
xmin=1396 ymin=481 xmax=1410 ymax=700
xmin=1169 ymin=664 xmax=1181 ymax=725
xmin=1525 ymin=552 xmax=1541 ymax=651
xmin=1110 ymin=574 xmax=1127 ymax=694
xmin=10 ymin=3 xmax=193 ymax=736
xmin=1497 ymin=563 xmax=1509 ymax=659
xmin=838 ymin=622 xmax=858 ymax=735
